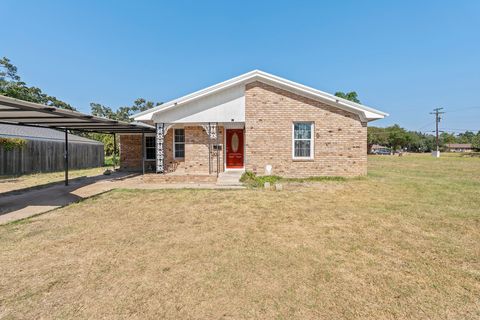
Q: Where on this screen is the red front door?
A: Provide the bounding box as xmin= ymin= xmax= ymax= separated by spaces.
xmin=226 ymin=129 xmax=244 ymax=169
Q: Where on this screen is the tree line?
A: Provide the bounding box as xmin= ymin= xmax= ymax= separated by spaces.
xmin=334 ymin=91 xmax=480 ymax=152
xmin=2 ymin=59 xmax=478 ymax=156
xmin=367 ymin=125 xmax=480 ymax=152
xmin=88 ymin=100 xmax=161 ymax=155
xmin=1 ymin=57 xmax=161 ymax=155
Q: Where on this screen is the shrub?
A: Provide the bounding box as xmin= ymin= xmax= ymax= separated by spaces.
xmin=0 ymin=137 xmax=27 ymax=151
xmin=240 ymin=170 xmax=347 ymax=188
xmin=239 ymin=170 xmax=256 ymax=183
xmin=240 ymin=171 xmax=281 ymax=188
xmin=285 ymin=176 xmax=347 ymax=183
xmin=104 ymin=155 xmax=119 ymax=167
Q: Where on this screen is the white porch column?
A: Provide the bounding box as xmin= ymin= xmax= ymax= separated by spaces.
xmin=202 ymin=123 xmax=219 ymax=174
xmin=156 ymin=123 xmax=165 ymax=173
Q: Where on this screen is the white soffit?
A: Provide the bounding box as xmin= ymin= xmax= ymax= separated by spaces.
xmin=133 ymin=70 xmax=389 ymax=122
xmin=151 ymin=85 xmax=245 ymax=123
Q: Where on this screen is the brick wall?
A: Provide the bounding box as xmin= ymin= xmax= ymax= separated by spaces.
xmin=119 ymin=134 xmax=143 ymax=171
xmin=245 ymin=81 xmax=367 ymax=177
xmin=121 ymin=81 xmax=367 ymax=177
xmin=119 ymin=126 xmax=224 ymax=174
xmin=183 ymin=126 xmax=224 ymax=174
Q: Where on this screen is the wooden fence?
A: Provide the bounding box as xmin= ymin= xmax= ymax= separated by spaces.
xmin=0 ymin=140 xmax=104 ymax=175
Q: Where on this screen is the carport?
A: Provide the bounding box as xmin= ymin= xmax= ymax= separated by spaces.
xmin=0 ymin=95 xmax=155 ymax=185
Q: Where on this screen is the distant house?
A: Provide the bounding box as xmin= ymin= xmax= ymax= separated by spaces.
xmin=445 ymin=143 xmax=473 ymax=153
xmin=0 ymin=123 xmax=104 ymax=175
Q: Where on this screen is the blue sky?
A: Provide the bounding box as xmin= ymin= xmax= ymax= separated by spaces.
xmin=2 ymin=0 xmax=479 ymax=133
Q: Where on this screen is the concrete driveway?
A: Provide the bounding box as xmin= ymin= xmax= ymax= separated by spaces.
xmin=0 ymin=172 xmax=136 ymax=224
xmin=0 ymin=172 xmax=243 ymax=224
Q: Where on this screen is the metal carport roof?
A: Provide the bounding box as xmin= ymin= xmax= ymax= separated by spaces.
xmin=0 ymin=123 xmax=103 ymax=144
xmin=0 ymin=95 xmax=155 ymax=185
xmin=0 ymin=95 xmax=155 ymax=134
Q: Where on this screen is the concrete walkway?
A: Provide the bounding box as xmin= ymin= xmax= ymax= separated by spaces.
xmin=0 ymin=172 xmax=244 ymax=225
xmin=217 ymin=170 xmax=244 ymax=186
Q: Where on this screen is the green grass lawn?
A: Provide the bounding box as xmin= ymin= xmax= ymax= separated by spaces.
xmin=0 ymin=154 xmax=479 ymax=319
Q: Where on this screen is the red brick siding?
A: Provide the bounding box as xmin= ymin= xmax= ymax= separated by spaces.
xmin=119 ymin=134 xmax=143 ymax=171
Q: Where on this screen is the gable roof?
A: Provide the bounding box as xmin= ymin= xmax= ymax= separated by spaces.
xmin=132 ymin=70 xmax=388 ymax=122
xmin=0 ymin=123 xmax=103 ymax=145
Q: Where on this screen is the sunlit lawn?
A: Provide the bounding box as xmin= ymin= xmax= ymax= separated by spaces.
xmin=0 ymin=154 xmax=479 ymax=319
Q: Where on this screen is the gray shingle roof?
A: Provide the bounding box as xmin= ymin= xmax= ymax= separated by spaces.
xmin=0 ymin=123 xmax=103 ymax=145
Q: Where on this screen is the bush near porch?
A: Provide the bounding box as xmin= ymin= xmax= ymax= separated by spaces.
xmin=240 ymin=170 xmax=347 ymax=188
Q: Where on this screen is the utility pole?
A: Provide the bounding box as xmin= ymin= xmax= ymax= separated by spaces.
xmin=430 ymin=107 xmax=444 ymax=157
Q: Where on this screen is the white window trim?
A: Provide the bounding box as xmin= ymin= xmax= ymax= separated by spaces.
xmin=292 ymin=122 xmax=314 ymax=160
xmin=173 ymin=128 xmax=185 ymax=159
xmin=144 ymin=133 xmax=156 ymax=160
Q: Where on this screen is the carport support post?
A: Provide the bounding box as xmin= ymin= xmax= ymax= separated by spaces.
xmin=64 ymin=128 xmax=69 ymax=186
xmin=208 ymin=122 xmax=212 ymax=175
xmin=141 ymin=130 xmax=145 ymax=175
xmin=112 ymin=133 xmax=117 ymax=170
xmin=216 ymin=122 xmax=219 ymax=177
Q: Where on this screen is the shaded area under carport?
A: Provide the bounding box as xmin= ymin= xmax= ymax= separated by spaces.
xmin=0 ymin=172 xmax=138 ymax=224
xmin=0 ymin=95 xmax=155 ymax=185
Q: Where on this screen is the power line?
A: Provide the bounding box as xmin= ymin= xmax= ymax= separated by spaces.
xmin=444 ymin=106 xmax=480 ymax=113
xmin=416 ymin=121 xmax=436 ymax=131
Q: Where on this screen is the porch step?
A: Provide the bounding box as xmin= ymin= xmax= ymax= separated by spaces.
xmin=216 ymin=171 xmax=244 ymax=186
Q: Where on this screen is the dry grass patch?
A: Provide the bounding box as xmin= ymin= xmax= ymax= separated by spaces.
xmin=0 ymin=154 xmax=479 ymax=319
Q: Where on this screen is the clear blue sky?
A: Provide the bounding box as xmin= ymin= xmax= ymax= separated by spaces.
xmin=2 ymin=0 xmax=479 ymax=133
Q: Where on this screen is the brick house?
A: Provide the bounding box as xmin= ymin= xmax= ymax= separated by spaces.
xmin=445 ymin=143 xmax=473 ymax=152
xmin=121 ymin=70 xmax=387 ymax=178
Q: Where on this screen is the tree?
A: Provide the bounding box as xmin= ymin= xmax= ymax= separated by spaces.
xmin=334 ymin=91 xmax=360 ymax=103
xmin=457 ymin=131 xmax=476 ymax=144
xmin=367 ymin=126 xmax=388 ymax=146
xmin=386 ymin=125 xmax=409 ymax=151
xmin=90 ymin=103 xmax=116 ymax=120
xmin=88 ymin=99 xmax=162 ymax=155
xmin=440 ymin=132 xmax=456 ymax=144
xmin=368 ymin=125 xmax=436 ymax=153
xmin=472 ymin=131 xmax=480 ymax=150
xmin=1 ymin=56 xmax=163 ymax=158
xmin=406 ymin=131 xmax=435 ymax=152
xmin=90 ymin=98 xmax=160 ymax=123
xmin=0 ymin=57 xmax=75 ymax=110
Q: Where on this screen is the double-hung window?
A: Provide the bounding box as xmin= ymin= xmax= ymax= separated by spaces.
xmin=145 ymin=136 xmax=156 ymax=160
xmin=292 ymin=122 xmax=314 ymax=159
xmin=174 ymin=128 xmax=185 ymax=158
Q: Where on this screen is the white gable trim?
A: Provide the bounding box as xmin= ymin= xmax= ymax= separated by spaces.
xmin=151 ymin=84 xmax=245 ymax=124
xmin=132 ymin=70 xmax=388 ymax=122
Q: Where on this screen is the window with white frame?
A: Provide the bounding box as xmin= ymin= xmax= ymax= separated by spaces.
xmin=174 ymin=128 xmax=185 ymax=158
xmin=292 ymin=122 xmax=314 ymax=159
xmin=145 ymin=136 xmax=156 ymax=160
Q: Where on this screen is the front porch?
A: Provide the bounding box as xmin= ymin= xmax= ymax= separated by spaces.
xmin=120 ymin=122 xmax=246 ymax=177
xmin=148 ymin=122 xmax=245 ymax=175
xmin=141 ymin=170 xmax=244 ymax=186
xmin=142 ymin=172 xmax=218 ymax=184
